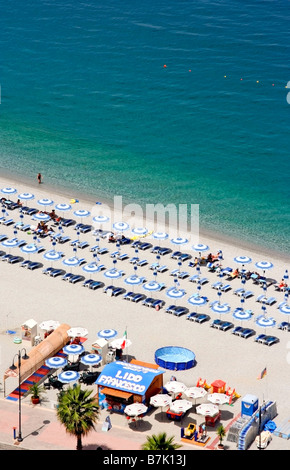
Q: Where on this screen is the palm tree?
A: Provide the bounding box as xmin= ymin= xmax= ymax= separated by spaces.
xmin=56 ymin=384 xmax=99 ymax=450
xmin=142 ymin=432 xmax=182 ymax=450
xmin=216 ymin=424 xmax=226 ymax=448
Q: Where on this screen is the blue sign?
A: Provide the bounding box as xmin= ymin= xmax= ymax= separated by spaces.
xmin=95 ymin=361 xmax=164 ymax=396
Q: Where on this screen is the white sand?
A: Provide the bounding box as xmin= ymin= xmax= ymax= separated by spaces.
xmin=0 ymin=174 xmax=289 ymax=450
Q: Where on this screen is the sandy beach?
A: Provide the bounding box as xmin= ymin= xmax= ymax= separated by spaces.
xmin=0 ymin=174 xmax=289 ymax=451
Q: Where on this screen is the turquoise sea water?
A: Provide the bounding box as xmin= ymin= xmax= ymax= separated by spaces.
xmin=0 ymin=0 xmax=289 ymax=255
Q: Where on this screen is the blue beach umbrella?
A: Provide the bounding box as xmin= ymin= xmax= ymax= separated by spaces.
xmin=1 ymin=187 xmax=17 ymax=195
xmin=192 ymin=243 xmax=209 ymax=255
xmin=43 ymin=250 xmax=63 ymax=266
xmin=166 ymin=286 xmax=186 ymax=300
xmin=21 ymin=243 xmax=38 ymax=255
xmin=255 ymin=261 xmax=274 ymax=272
xmin=142 ymin=280 xmax=163 ymax=292
xmin=188 ymin=295 xmax=207 ymax=313
xmin=103 ymin=268 xmax=123 ymax=279
xmin=18 ymin=192 xmax=35 ymax=201
xmin=124 ymin=275 xmax=145 ymax=286
xmin=73 ymin=209 xmax=91 ymax=223
xmin=232 ymin=308 xmax=252 ymax=323
xmin=132 ymin=227 xmax=148 ymax=236
xmin=92 ymin=215 xmax=110 ymax=224
xmin=63 ymin=343 xmax=85 ymax=355
xmin=62 ymin=256 xmax=81 ymax=268
xmin=97 ymin=329 xmax=118 ymax=340
xmin=152 ymin=232 xmax=168 ymax=241
xmin=37 ymin=198 xmax=54 ymax=209
xmin=171 ymin=237 xmax=188 ymax=245
xmin=2 ymin=238 xmax=20 ymax=249
xmin=279 ymin=303 xmax=290 ymax=327
xmin=55 ymin=203 xmax=72 ymax=218
xmin=32 ymin=212 xmax=51 ymax=222
xmin=45 ymin=356 xmax=68 ymax=369
xmin=43 ymin=250 xmax=62 ymax=261
xmin=211 ymin=303 xmax=231 ymax=316
xmin=113 ymin=221 xmax=129 ymax=232
xmin=58 ymin=370 xmax=80 ymax=384
xmin=80 ymin=354 xmax=102 ymax=367
xmin=279 ymin=303 xmax=290 ymax=316
xmin=234 ymin=256 xmax=252 ymax=265
xmin=255 ymin=313 xmax=276 ymax=331
xmin=55 ymin=203 xmax=72 ymax=212
xmin=21 ymin=243 xmax=38 ymax=260
xmin=82 ymin=262 xmax=101 ymax=275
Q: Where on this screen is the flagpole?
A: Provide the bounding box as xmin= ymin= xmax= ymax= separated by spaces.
xmin=126 ymin=325 xmax=128 ymax=362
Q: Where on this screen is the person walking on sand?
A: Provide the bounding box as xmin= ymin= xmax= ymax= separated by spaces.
xmin=37 ymin=173 xmax=42 ymax=184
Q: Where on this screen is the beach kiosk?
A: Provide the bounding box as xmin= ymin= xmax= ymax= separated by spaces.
xmin=210 ymin=379 xmax=226 ymax=394
xmin=95 ymin=360 xmax=164 ymax=413
xmin=91 ymin=338 xmax=109 ymax=365
xmin=21 ymin=319 xmax=37 ymax=346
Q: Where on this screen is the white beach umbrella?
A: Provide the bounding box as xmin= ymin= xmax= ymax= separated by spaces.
xmin=124 ymin=403 xmax=148 ymax=417
xmin=184 ymin=386 xmax=207 ymax=400
xmin=150 ymin=394 xmax=172 ymax=409
xmin=207 ymin=393 xmax=230 ymax=405
xmin=110 ymin=337 xmax=132 ymax=350
xmin=169 ymin=399 xmax=193 ymax=414
xmin=39 ymin=320 xmax=60 ymax=331
xmin=164 ymin=381 xmax=187 ymax=395
xmin=67 ymin=327 xmax=88 ymax=338
xmin=196 ymin=403 xmax=219 ymax=417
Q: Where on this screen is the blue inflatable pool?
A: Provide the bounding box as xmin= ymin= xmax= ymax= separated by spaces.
xmin=155 ymin=346 xmax=196 ymax=370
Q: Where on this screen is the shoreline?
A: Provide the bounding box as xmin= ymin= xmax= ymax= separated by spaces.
xmin=1 ymin=166 xmax=289 ymax=264
xmin=0 ymin=172 xmax=289 ymax=450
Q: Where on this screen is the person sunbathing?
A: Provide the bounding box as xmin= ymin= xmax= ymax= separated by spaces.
xmin=231 ymin=268 xmax=239 ymax=278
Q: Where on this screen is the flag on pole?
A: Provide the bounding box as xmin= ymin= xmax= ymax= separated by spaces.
xmin=121 ymin=329 xmax=127 ymax=350
xmin=257 ymin=367 xmax=267 ymax=380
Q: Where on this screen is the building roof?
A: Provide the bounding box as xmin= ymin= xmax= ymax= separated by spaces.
xmin=96 ymin=360 xmax=164 ymax=396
